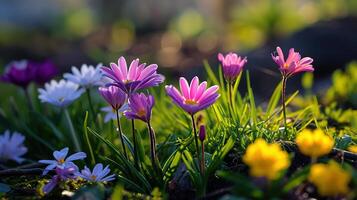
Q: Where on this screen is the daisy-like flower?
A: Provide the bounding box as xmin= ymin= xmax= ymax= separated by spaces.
xmin=63 ymin=63 xmax=103 ymax=88
xmin=39 ymin=147 xmax=86 ymax=175
xmin=101 ymin=104 xmax=128 ymax=123
xmin=101 ymin=56 xmax=165 ymax=94
xmin=124 ymin=93 xmax=155 ymax=123
xmin=0 ymin=130 xmax=27 ymax=163
xmin=271 ymin=46 xmax=314 ymax=77
xmin=42 ymin=163 xmax=78 ymax=194
xmin=165 ymin=76 xmax=220 ymax=115
xmin=76 ymin=163 xmax=115 ymax=182
xmin=98 ymin=85 xmax=127 ymax=110
xmin=38 ymin=80 xmax=85 ymax=107
xmin=218 ymin=52 xmax=247 ymax=83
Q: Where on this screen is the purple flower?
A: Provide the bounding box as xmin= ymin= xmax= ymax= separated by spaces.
xmin=124 ymin=93 xmax=154 ymax=123
xmin=0 ymin=60 xmax=58 ymax=88
xmin=33 ymin=60 xmax=58 ymax=85
xmin=76 ymin=163 xmax=115 ymax=182
xmin=271 ymin=46 xmax=314 ymax=77
xmin=218 ymin=52 xmax=247 ymax=82
xmin=98 ymin=85 xmax=127 ymax=110
xmin=165 ymin=76 xmax=220 ymax=115
xmin=42 ymin=163 xmax=78 ymax=194
xmin=0 ymin=130 xmax=27 ymax=163
xmin=0 ymin=60 xmax=36 ymax=88
xmin=39 ymin=147 xmax=86 ymax=175
xmin=101 ymin=56 xmax=165 ymax=94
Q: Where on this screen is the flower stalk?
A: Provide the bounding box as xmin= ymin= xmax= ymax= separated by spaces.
xmin=147 ymin=121 xmax=159 ymax=172
xmin=64 ymin=109 xmax=81 ymax=152
xmin=86 ymin=89 xmax=96 ymax=122
xmin=281 ymin=76 xmax=287 ymax=131
xmin=115 ymin=110 xmax=128 ymax=159
xmin=131 ymin=119 xmax=139 ymax=169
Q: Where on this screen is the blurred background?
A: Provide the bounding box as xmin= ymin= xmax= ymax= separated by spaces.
xmin=0 ymin=0 xmax=357 ymax=98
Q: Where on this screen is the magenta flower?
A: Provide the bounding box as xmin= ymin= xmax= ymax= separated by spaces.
xmin=98 ymin=86 xmax=127 ymax=110
xmin=124 ymin=93 xmax=154 ymax=123
xmin=165 ymin=76 xmax=220 ymax=115
xmin=218 ymin=52 xmax=247 ymax=82
xmin=0 ymin=60 xmax=36 ymax=88
xmin=271 ymin=46 xmax=314 ymax=77
xmin=101 ymin=57 xmax=165 ymax=94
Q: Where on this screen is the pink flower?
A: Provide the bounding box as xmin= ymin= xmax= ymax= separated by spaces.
xmin=271 ymin=47 xmax=314 ymax=77
xmin=101 ymin=57 xmax=165 ymax=94
xmin=124 ymin=93 xmax=155 ymax=123
xmin=165 ymin=76 xmax=219 ymax=115
xmin=218 ymin=52 xmax=247 ymax=82
xmin=98 ymin=86 xmax=127 ymax=110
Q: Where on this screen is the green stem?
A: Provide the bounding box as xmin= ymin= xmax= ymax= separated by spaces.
xmin=86 ymin=89 xmax=96 ymax=121
xmin=64 ymin=108 xmax=81 ymax=152
xmin=131 ymin=119 xmax=139 ymax=169
xmin=24 ymin=88 xmax=34 ymax=111
xmin=191 ymin=114 xmax=201 ymax=172
xmin=116 ymin=110 xmax=128 ymax=159
xmin=281 ymin=76 xmax=287 ymax=132
xmin=228 ymin=82 xmax=233 ymax=117
xmin=147 ymin=121 xmax=158 ymax=171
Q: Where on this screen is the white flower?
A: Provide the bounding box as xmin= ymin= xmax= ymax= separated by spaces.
xmin=0 ymin=130 xmax=27 ymax=163
xmin=101 ymin=104 xmax=128 ymax=123
xmin=38 ymin=80 xmax=85 ymax=107
xmin=63 ymin=63 xmax=103 ymax=88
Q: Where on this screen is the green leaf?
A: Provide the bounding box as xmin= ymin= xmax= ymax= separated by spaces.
xmin=203 ymin=60 xmax=219 ymax=85
xmin=83 ymin=111 xmax=95 ymax=165
xmin=266 ymin=81 xmax=282 ymax=118
xmin=246 ymin=71 xmax=257 ymax=127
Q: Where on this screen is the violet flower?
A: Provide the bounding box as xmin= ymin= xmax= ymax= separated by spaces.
xmin=124 ymin=93 xmax=154 ymax=123
xmin=218 ymin=52 xmax=247 ymax=83
xmin=0 ymin=130 xmax=27 ymax=163
xmin=33 ymin=60 xmax=58 ymax=85
xmin=98 ymin=85 xmax=127 ymax=110
xmin=165 ymin=76 xmax=220 ymax=115
xmin=42 ymin=163 xmax=78 ymax=194
xmin=0 ymin=60 xmax=36 ymax=88
xmin=76 ymin=163 xmax=115 ymax=182
xmin=101 ymin=56 xmax=165 ymax=94
xmin=271 ymin=46 xmax=314 ymax=78
xmin=39 ymin=147 xmax=86 ymax=175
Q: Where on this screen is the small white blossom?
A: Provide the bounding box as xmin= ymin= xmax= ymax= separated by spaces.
xmin=38 ymin=80 xmax=84 ymax=107
xmin=63 ymin=64 xmax=103 ymax=88
xmin=0 ymin=130 xmax=27 ymax=163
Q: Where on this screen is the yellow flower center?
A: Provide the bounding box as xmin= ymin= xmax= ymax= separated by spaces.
xmin=283 ymin=63 xmax=289 ymax=68
xmin=185 ymin=99 xmax=197 ymax=105
xmin=58 ymin=158 xmax=65 ymax=164
xmin=90 ymin=175 xmax=97 ymax=181
xmin=137 ymin=109 xmax=146 ymax=117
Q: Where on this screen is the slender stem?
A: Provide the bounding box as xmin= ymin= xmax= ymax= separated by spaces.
xmin=281 ymin=76 xmax=287 ymax=132
xmin=131 ymin=119 xmax=139 ymax=169
xmin=201 ymin=141 xmax=205 ymax=176
xmin=191 ymin=115 xmax=200 ymax=157
xmin=191 ymin=114 xmax=202 ymax=174
xmin=86 ymin=89 xmax=96 ymax=121
xmin=116 ymin=110 xmax=128 ymax=159
xmin=24 ymin=88 xmax=34 ymax=110
xmin=228 ymin=82 xmax=233 ymax=117
xmin=147 ymin=121 xmax=158 ymax=170
xmin=64 ymin=108 xmax=81 ymax=152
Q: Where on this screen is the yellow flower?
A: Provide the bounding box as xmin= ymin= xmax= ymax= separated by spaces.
xmin=347 ymin=145 xmax=357 ymax=153
xmin=243 ymin=138 xmax=290 ymax=180
xmin=296 ymin=129 xmax=334 ymax=158
xmin=309 ymin=161 xmax=351 ymax=196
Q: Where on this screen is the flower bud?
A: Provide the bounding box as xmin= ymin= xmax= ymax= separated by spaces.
xmin=199 ymin=125 xmax=206 ymax=141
